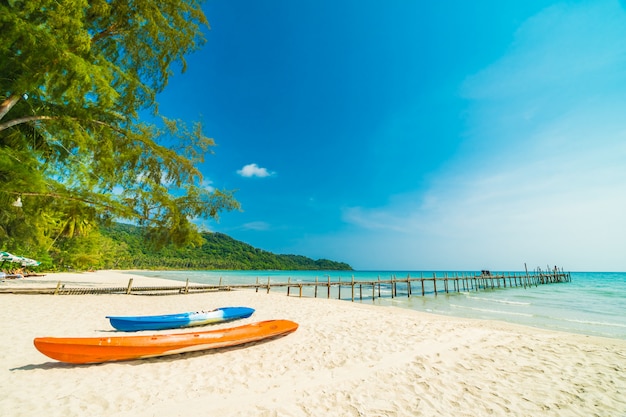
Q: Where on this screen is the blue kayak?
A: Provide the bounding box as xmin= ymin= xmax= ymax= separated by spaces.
xmin=106 ymin=307 xmax=255 ymax=332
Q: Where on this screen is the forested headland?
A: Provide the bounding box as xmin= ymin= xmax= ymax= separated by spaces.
xmin=99 ymin=223 xmax=352 ymax=271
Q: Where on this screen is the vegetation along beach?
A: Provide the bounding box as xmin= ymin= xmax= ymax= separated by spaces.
xmin=2 ymin=1 xmax=626 ymax=417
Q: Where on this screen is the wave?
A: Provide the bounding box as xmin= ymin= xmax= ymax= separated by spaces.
xmin=449 ymin=304 xmax=534 ymax=317
xmin=464 ymin=295 xmax=530 ymax=306
xmin=558 ymin=318 xmax=626 ymax=328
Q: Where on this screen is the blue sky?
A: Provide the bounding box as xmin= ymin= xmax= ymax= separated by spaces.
xmin=155 ymin=0 xmax=626 ymax=272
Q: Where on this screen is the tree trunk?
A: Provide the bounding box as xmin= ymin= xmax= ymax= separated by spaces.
xmin=0 ymin=94 xmax=21 ymax=121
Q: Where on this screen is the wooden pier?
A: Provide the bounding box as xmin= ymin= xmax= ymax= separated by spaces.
xmin=0 ymin=268 xmax=571 ymax=299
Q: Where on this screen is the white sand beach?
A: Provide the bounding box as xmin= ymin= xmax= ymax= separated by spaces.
xmin=1 ymin=270 xmax=625 ymax=417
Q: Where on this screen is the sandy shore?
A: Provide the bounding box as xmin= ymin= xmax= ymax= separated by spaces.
xmin=1 ymin=270 xmax=625 ymax=417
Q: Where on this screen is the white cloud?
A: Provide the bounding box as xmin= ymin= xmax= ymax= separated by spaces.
xmin=192 ymin=220 xmax=215 ymax=233
xmin=236 ymin=163 xmax=274 ymax=178
xmin=240 ymin=221 xmax=271 ymax=231
xmin=201 ymin=179 xmax=215 ymax=192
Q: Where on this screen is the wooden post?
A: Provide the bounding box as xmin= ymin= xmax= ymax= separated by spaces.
xmin=351 ymin=275 xmax=355 ymax=302
xmin=299 ymin=284 xmax=303 ymax=298
xmin=327 ymin=275 xmax=331 ymax=299
xmin=54 ymin=281 xmax=61 ymax=295
xmin=421 ymin=277 xmax=425 ymax=296
xmin=266 ymin=276 xmax=271 ymax=294
xmin=338 ymin=276 xmax=341 ymax=300
xmin=256 ymin=277 xmax=259 ymax=293
xmin=377 ymin=276 xmax=381 ymax=298
xmin=548 ymin=264 xmax=552 ymax=283
xmin=185 ymin=278 xmax=189 ymax=294
xmin=287 ymin=277 xmax=291 ymax=296
xmin=126 ymin=278 xmax=133 ymax=295
xmin=315 ymin=276 xmax=319 ymax=298
xmin=524 ymin=263 xmax=529 ymax=289
xmin=391 ymin=275 xmax=395 ymax=298
xmin=393 ymin=275 xmax=398 ymax=297
xmin=433 ymin=273 xmax=437 ymax=295
xmin=407 ymin=273 xmax=411 ymax=297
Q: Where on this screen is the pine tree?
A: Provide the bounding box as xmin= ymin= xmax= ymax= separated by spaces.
xmin=0 ymin=0 xmax=239 ymax=257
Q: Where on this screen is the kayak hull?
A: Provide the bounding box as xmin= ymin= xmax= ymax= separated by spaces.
xmin=34 ymin=319 xmax=298 ymax=364
xmin=106 ymin=307 xmax=255 ymax=331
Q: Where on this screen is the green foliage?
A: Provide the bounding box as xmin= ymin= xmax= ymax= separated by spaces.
xmin=98 ymin=223 xmax=353 ymax=271
xmin=0 ymin=0 xmax=239 ymax=257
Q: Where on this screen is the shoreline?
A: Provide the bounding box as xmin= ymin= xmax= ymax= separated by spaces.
xmin=0 ymin=270 xmax=181 ymax=287
xmin=1 ymin=270 xmax=625 ymax=416
xmin=11 ymin=269 xmax=622 ymax=341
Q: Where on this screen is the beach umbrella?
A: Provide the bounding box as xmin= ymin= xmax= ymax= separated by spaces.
xmin=1 ymin=251 xmax=19 ymax=261
xmin=1 ymin=251 xmax=18 ymax=269
xmin=20 ymin=258 xmax=40 ymax=267
xmin=1 ymin=252 xmax=40 ymax=268
xmin=0 ymin=251 xmax=21 ymax=265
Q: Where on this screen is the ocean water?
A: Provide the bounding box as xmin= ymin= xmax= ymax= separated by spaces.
xmin=128 ymin=270 xmax=626 ymax=340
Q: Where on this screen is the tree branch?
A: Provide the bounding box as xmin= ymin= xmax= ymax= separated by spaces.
xmin=0 ymin=190 xmax=143 ymax=220
xmin=0 ymin=115 xmax=55 ymax=132
xmin=0 ymin=114 xmax=126 ymax=133
xmin=91 ymin=23 xmax=121 ymax=44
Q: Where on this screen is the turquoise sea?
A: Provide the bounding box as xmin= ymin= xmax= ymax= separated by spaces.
xmin=128 ymin=270 xmax=626 ymax=341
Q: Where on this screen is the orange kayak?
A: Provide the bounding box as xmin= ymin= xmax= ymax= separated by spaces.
xmin=34 ymin=319 xmax=298 ymax=364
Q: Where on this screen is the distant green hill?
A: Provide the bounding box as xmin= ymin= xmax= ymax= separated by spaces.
xmin=100 ymin=223 xmax=352 ymax=271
